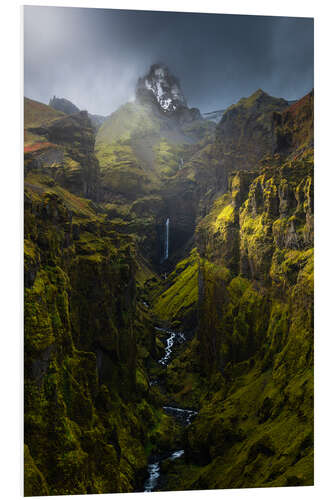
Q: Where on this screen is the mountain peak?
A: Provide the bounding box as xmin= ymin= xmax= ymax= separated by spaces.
xmin=49 ymin=96 xmax=80 ymax=115
xmin=252 ymin=88 xmax=266 ymax=96
xmin=136 ymin=63 xmax=187 ymax=113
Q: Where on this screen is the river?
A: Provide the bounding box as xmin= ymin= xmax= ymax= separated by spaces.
xmin=143 ymin=327 xmax=198 ymax=493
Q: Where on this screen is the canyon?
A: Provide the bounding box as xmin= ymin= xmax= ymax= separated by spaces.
xmin=24 ymin=64 xmax=314 ymax=495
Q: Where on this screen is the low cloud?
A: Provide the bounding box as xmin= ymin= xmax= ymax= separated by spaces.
xmin=24 ymin=6 xmax=313 ymax=115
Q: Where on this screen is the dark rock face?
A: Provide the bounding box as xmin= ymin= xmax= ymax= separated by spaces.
xmin=26 ymin=111 xmax=100 ymax=200
xmin=136 ymin=63 xmax=202 ymax=122
xmin=273 ymin=90 xmax=314 ymax=157
xmin=49 ymin=96 xmax=107 ymax=131
xmin=215 ymin=89 xmax=289 ymax=170
xmin=49 ymin=96 xmax=80 ymax=115
xmin=88 ymin=113 xmax=107 ymax=131
xmin=24 ymin=186 xmax=156 ymax=495
xmin=136 ymin=63 xmax=187 ymax=112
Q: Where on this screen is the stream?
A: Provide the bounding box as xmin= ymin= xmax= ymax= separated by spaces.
xmin=154 ymin=326 xmax=186 ymax=366
xmin=143 ymin=327 xmax=197 ymax=493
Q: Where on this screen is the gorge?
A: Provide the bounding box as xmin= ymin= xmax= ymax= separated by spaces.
xmin=24 ymin=63 xmax=314 ymax=495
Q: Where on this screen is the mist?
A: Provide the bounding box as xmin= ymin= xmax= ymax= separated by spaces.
xmin=24 ymin=6 xmax=314 ymax=115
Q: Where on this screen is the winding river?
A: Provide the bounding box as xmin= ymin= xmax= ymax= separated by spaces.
xmin=143 ymin=327 xmax=197 ymax=493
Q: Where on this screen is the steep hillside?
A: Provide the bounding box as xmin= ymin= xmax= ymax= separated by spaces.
xmin=49 ymin=95 xmax=107 ymax=130
xmin=215 ymin=89 xmax=289 ymax=166
xmin=24 ymin=169 xmax=179 ymax=495
xmin=274 ymin=90 xmax=314 ymax=157
xmin=95 ymin=65 xmax=214 ymax=266
xmin=166 ymin=89 xmax=294 ymax=224
xmin=24 ymin=72 xmax=314 ymax=495
xmin=24 ymin=98 xmax=100 ymax=199
xmin=24 ymin=97 xmax=65 ymax=151
xmin=49 ymin=96 xmax=80 ymax=115
xmin=153 ymin=92 xmax=314 ymax=490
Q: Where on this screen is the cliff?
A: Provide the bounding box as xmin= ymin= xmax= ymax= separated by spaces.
xmin=24 ymin=98 xmax=100 ymax=200
xmin=24 ymin=76 xmax=314 ymax=494
xmin=24 ymin=99 xmax=173 ymax=495
xmin=154 ymin=91 xmax=314 ymax=490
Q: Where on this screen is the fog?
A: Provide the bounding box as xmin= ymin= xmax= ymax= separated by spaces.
xmin=24 ymin=6 xmax=314 ymax=115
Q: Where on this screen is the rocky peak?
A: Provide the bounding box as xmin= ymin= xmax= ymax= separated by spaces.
xmin=49 ymin=96 xmax=80 ymax=115
xmin=136 ymin=63 xmax=187 ymax=113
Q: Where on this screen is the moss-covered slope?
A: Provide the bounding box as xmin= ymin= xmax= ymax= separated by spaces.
xmin=24 ymin=98 xmax=100 ymax=200
xmin=24 ymin=170 xmax=165 ymax=495
xmin=151 ymin=92 xmax=314 ymax=491
xmin=24 ymin=87 xmax=314 ymax=495
xmin=172 ymin=174 xmax=312 ymax=492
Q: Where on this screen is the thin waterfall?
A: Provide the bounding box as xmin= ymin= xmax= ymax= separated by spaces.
xmin=165 ymin=218 xmax=170 ymax=261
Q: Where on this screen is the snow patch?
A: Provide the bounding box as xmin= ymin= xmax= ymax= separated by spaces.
xmin=143 ymin=65 xmax=186 ymax=112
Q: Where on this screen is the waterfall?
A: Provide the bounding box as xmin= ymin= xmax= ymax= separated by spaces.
xmin=165 ymin=218 xmax=170 ymax=261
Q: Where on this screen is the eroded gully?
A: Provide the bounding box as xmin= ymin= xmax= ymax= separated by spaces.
xmin=143 ymin=327 xmax=198 ymax=493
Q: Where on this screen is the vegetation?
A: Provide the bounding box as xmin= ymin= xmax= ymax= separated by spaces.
xmin=24 ymin=86 xmax=314 ymax=495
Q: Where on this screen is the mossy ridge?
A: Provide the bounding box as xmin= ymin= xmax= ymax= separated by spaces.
xmin=153 ymin=248 xmax=199 ymax=327
xmin=24 ymin=98 xmax=100 ymax=200
xmin=24 ymin=444 xmax=50 ymax=496
xmin=24 ymin=182 xmax=163 ymax=495
xmin=24 ymin=97 xmax=65 ymax=130
xmin=161 ymin=152 xmax=313 ymax=490
xmin=181 ymin=352 xmax=313 ymax=490
xmin=95 ymin=102 xmax=162 ymax=201
xmin=96 ymin=102 xmax=161 ymax=146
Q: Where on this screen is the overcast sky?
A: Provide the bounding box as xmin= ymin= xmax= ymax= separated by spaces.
xmin=24 ymin=6 xmax=314 ymax=115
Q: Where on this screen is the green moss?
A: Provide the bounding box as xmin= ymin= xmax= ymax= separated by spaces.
xmin=136 ymin=367 xmax=149 ymax=394
xmin=147 ymin=409 xmax=182 ymax=455
xmin=153 ymin=249 xmax=199 ymax=324
xmin=153 ymin=139 xmax=181 ymax=177
xmin=24 ymin=444 xmax=50 ymax=496
xmin=97 ymin=102 xmax=160 ymax=146
xmin=214 ymin=203 xmax=235 ymax=229
xmin=196 ymin=194 xmax=239 ymax=272
xmin=24 ymin=182 xmax=158 ymax=495
xmin=24 ymin=90 xmax=313 ymax=494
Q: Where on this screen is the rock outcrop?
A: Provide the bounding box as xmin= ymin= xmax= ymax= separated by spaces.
xmin=136 ymin=63 xmax=202 ymax=123
xmin=25 ymin=99 xmax=100 ymax=200
xmin=24 ymin=165 xmax=163 ymax=496
xmin=49 ymin=96 xmax=80 ymax=115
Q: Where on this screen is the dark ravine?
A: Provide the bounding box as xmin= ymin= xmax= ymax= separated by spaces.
xmin=24 ymin=65 xmax=313 ymax=495
xmin=143 ymin=326 xmax=198 ymax=493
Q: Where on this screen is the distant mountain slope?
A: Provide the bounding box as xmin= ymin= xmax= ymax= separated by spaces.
xmin=25 ymin=97 xmax=65 ymax=127
xmin=24 ymin=97 xmax=100 ymax=199
xmin=215 ymin=89 xmax=289 ymax=165
xmin=95 ymin=65 xmax=214 ymax=205
xmin=88 ymin=113 xmax=107 ymax=130
xmin=203 ymin=109 xmax=225 ymax=123
xmin=274 ymin=90 xmax=314 ymax=157
xmin=49 ymin=95 xmax=107 ymax=131
xmin=24 ymin=97 xmax=65 ymax=153
xmin=49 ymin=96 xmax=80 ymax=115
